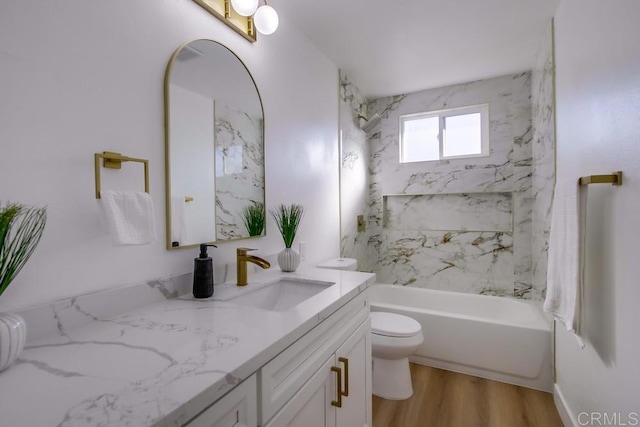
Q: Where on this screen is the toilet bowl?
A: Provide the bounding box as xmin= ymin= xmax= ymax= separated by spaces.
xmin=370 ymin=311 xmax=423 ymax=399
xmin=317 ymin=258 xmax=424 ymax=400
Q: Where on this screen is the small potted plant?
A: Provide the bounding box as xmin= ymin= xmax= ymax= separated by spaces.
xmin=270 ymin=203 xmax=304 ymax=272
xmin=0 ymin=202 xmax=47 ymax=372
xmin=241 ymin=202 xmax=265 ymax=237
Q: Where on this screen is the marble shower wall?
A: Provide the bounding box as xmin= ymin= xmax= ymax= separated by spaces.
xmin=215 ymin=102 xmax=265 ymax=240
xmin=339 ymin=71 xmax=371 ymax=270
xmin=365 ymin=73 xmax=535 ymax=298
xmin=384 ymin=193 xmax=513 ymax=231
xmin=531 ymin=22 xmax=556 ymax=301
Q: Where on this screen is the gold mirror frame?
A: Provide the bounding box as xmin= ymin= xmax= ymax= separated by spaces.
xmin=192 ymin=0 xmax=257 ymax=43
xmin=164 ymin=39 xmax=265 ymax=250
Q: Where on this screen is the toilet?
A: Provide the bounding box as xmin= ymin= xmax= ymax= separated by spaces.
xmin=317 ymin=258 xmax=424 ymax=400
xmin=368 ymin=311 xmax=423 ymax=399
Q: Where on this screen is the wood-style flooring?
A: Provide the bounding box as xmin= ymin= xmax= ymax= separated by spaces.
xmin=372 ymin=364 xmax=563 ymax=427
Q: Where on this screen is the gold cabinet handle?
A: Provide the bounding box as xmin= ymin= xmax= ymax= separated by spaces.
xmin=339 ymin=357 xmax=349 ymax=397
xmin=331 ymin=366 xmax=342 ymax=408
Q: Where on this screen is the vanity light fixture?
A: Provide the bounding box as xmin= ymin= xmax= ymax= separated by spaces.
xmin=231 ymin=0 xmax=279 ymax=35
xmin=192 ymin=0 xmax=256 ymax=42
xmin=230 ymin=0 xmax=259 ymax=16
xmin=192 ymin=0 xmax=278 ymax=41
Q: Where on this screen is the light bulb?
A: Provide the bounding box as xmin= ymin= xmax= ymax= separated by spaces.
xmin=254 ymin=5 xmax=279 ymax=35
xmin=231 ymin=0 xmax=258 ymax=17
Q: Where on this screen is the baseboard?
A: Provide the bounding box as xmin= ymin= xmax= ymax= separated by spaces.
xmin=554 ymin=384 xmax=577 ymax=427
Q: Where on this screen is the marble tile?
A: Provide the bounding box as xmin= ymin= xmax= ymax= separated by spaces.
xmin=531 ymin=22 xmax=556 ymax=301
xmin=214 ymin=102 xmax=264 ymax=240
xmin=362 ymin=73 xmax=532 ymax=298
xmin=513 ymin=194 xmax=533 ymax=298
xmin=513 ymin=165 xmax=533 ymax=195
xmin=510 ymin=72 xmax=533 ymax=167
xmin=514 ymin=281 xmax=533 ymax=299
xmin=372 ymin=161 xmax=516 ymax=195
xmin=340 ymin=72 xmax=544 ymax=300
xmin=340 ymin=70 xmax=368 ymax=118
xmin=339 ymin=71 xmax=371 ymax=271
xmin=367 ymin=94 xmax=406 ymax=122
xmin=361 ymin=127 xmax=385 ymax=274
xmin=384 ymin=192 xmax=512 ymax=232
xmin=377 ymin=230 xmax=514 ymax=295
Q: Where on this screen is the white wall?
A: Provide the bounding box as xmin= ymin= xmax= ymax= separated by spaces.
xmin=0 ymin=1 xmax=340 ymax=311
xmin=169 ymin=84 xmax=216 ymax=245
xmin=554 ymin=0 xmax=640 ymax=423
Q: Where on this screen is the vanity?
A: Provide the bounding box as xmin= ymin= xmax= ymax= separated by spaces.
xmin=193 ymin=271 xmax=372 ymax=427
xmin=0 ymin=267 xmax=374 ymax=426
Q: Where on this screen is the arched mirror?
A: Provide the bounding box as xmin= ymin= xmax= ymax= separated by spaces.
xmin=165 ymin=39 xmax=265 ymax=249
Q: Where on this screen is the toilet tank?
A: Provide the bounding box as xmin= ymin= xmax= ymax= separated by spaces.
xmin=317 ymin=258 xmax=358 ymax=271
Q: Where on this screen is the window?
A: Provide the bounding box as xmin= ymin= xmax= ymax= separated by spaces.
xmin=400 ymin=104 xmax=489 ymax=163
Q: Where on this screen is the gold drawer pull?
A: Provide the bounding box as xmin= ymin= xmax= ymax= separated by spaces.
xmin=339 ymin=357 xmax=349 ymax=397
xmin=331 ymin=366 xmax=342 ymax=408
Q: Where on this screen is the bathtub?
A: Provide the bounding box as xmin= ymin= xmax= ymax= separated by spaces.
xmin=369 ymin=284 xmax=553 ymax=392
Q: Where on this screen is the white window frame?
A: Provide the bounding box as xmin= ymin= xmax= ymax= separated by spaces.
xmin=399 ymin=103 xmax=490 ymax=163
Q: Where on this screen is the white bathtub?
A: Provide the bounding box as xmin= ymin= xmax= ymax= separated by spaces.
xmin=369 ymin=284 xmax=553 ymax=392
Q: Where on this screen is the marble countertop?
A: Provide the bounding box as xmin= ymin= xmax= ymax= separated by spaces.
xmin=0 ymin=267 xmax=374 ymax=427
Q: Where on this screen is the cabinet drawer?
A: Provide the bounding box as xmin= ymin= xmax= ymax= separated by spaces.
xmin=185 ymin=374 xmax=257 ymax=427
xmin=264 ymin=355 xmax=335 ymax=427
xmin=260 ymin=292 xmax=369 ymax=423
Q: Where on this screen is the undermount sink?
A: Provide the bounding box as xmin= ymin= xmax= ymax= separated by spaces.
xmin=228 ymin=278 xmax=334 ymax=311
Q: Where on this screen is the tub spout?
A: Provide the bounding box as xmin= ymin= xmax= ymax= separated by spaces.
xmin=237 ymin=248 xmax=270 ymax=286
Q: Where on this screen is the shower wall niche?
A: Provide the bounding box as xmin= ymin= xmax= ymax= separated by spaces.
xmin=383 ymin=192 xmax=513 ymax=232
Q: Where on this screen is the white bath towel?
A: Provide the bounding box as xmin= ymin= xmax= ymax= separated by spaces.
xmin=100 ymin=190 xmax=157 ymax=245
xmin=170 ymin=196 xmax=188 ymax=246
xmin=544 ymin=180 xmax=586 ymax=349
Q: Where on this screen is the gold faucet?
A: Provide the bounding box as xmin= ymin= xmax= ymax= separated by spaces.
xmin=237 ymin=248 xmax=271 ymax=286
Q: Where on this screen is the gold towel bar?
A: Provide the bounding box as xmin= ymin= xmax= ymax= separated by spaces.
xmin=94 ymin=151 xmax=150 ymax=198
xmin=578 ymin=171 xmax=623 ymax=186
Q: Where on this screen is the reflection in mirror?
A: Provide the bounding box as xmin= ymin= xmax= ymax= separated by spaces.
xmin=165 ymin=39 xmax=265 ymax=249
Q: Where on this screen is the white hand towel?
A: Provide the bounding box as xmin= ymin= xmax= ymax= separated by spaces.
xmin=544 ymin=180 xmax=587 ymax=349
xmin=170 ymin=196 xmax=188 ymax=246
xmin=100 ymin=190 xmax=157 ymax=245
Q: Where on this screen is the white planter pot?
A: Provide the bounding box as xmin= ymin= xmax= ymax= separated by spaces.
xmin=0 ymin=312 xmax=26 ymax=372
xmin=278 ymin=248 xmax=300 ymax=272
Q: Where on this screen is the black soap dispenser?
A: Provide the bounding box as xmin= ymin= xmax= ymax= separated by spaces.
xmin=193 ymin=244 xmax=217 ymax=298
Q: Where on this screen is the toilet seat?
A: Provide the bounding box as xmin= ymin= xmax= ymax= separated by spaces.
xmin=370 ymin=312 xmax=421 ymax=338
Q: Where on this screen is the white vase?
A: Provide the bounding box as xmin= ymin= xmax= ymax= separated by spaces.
xmin=278 ymin=247 xmax=300 ymax=272
xmin=0 ymin=312 xmax=26 ymax=372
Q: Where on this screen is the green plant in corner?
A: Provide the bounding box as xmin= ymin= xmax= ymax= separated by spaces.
xmin=241 ymin=202 xmax=265 ymax=237
xmin=0 ymin=202 xmax=47 ymax=297
xmin=270 ymin=203 xmax=304 ymax=248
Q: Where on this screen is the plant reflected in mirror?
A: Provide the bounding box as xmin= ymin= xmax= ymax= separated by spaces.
xmin=241 ymin=202 xmax=265 ymax=237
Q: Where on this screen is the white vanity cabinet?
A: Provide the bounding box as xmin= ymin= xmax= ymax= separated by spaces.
xmin=183 ymin=291 xmax=371 ymax=427
xmin=264 ymin=355 xmax=336 ymax=427
xmin=185 ymin=374 xmax=257 ymax=427
xmin=260 ymin=292 xmax=371 ymax=427
xmin=335 ymin=320 xmax=370 ymax=427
